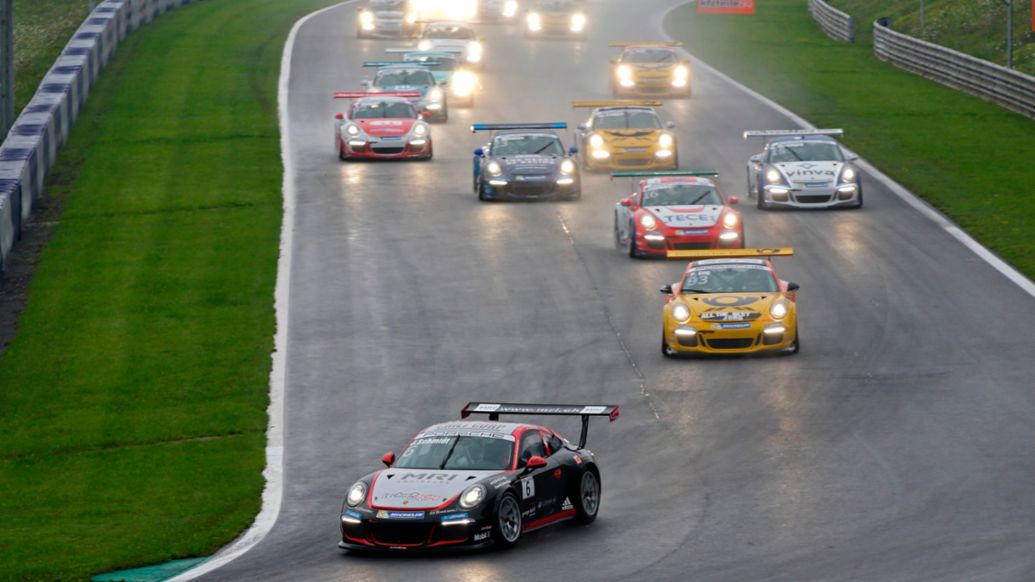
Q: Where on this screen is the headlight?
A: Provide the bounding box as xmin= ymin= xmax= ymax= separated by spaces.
xmin=451 ymin=70 xmax=477 ymax=97
xmin=841 ymin=167 xmax=856 ymax=182
xmin=487 ymin=161 xmax=502 ymax=176
xmin=770 ymin=300 xmax=788 ymax=320
xmin=346 ymin=482 xmax=366 ymax=507
xmin=722 ymin=212 xmax=738 ymax=228
xmin=412 ymin=123 xmax=427 ymax=137
xmin=640 ymin=213 xmax=657 ymax=229
xmin=345 ymin=124 xmax=360 ymax=137
xmin=503 ymin=0 xmax=518 ymax=17
xmin=672 ymin=303 xmax=691 ymax=323
xmin=527 ymin=12 xmax=542 ymax=30
xmin=674 ymin=64 xmax=689 ymax=79
xmin=589 ymin=134 xmax=604 ymax=149
xmin=617 ymin=64 xmax=633 ymax=80
xmin=428 ymin=87 xmax=443 ymax=101
xmin=459 ymin=484 xmax=486 ymax=509
xmin=467 ymin=41 xmax=483 ymax=62
xmin=571 ymin=13 xmax=586 ymax=30
xmin=418 ymin=39 xmax=432 ymax=51
xmin=359 ymin=10 xmax=374 ymax=25
xmin=765 ymin=168 xmax=783 ymax=184
xmin=659 ymin=133 xmax=674 ymax=148
xmin=405 ymin=11 xmax=417 ymax=23
xmin=560 ymin=159 xmax=576 ymax=174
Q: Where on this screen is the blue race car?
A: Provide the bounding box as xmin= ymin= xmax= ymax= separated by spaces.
xmin=471 ymin=123 xmax=581 ymax=201
xmin=362 ymin=61 xmax=448 ymax=122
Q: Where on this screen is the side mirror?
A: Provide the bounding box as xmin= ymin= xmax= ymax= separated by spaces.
xmin=749 ymin=154 xmax=762 ymax=165
xmin=568 ymin=145 xmax=579 ymax=155
xmin=729 ymin=196 xmax=738 ymax=205
xmin=660 ymin=284 xmax=673 ymax=294
xmin=335 ymin=113 xmax=345 ymax=120
xmin=787 ymin=282 xmax=800 ymax=292
xmin=665 ymin=121 xmax=675 ymax=129
xmin=360 ymin=80 xmax=372 ymax=88
xmin=577 ymin=123 xmax=588 ymax=131
xmin=473 ymin=147 xmax=485 ymax=156
xmin=525 ymin=456 xmax=548 ymax=470
xmin=619 ymin=197 xmax=632 ymax=207
xmin=849 ymin=155 xmax=860 ymax=162
xmin=382 ymin=452 xmax=395 ymax=467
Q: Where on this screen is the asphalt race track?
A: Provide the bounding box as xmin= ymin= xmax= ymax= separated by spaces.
xmin=201 ymin=1 xmax=1035 ymax=580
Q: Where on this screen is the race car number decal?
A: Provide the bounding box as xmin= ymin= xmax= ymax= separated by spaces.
xmin=521 ymin=478 xmax=535 ymax=499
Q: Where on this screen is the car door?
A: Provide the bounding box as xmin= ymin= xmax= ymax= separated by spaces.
xmin=515 ymin=430 xmax=564 ymax=522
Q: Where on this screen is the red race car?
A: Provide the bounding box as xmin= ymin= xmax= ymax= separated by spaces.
xmin=612 ymin=170 xmax=744 ymax=258
xmin=334 ymin=92 xmax=433 ymax=161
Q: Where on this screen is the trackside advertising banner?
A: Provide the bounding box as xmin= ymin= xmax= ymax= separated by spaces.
xmin=697 ymin=0 xmax=755 ymax=14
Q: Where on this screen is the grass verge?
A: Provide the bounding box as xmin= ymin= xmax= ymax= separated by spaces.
xmin=665 ymin=1 xmax=1035 ymax=278
xmin=0 ymin=0 xmax=334 ymax=579
xmin=14 ymin=0 xmax=92 ymax=113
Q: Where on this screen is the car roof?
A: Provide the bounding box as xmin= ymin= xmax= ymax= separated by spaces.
xmin=643 ymin=176 xmax=716 ymax=187
xmin=768 ymin=135 xmax=837 ymax=145
xmin=354 ymin=95 xmax=413 ymax=105
xmin=416 ymin=420 xmax=543 ymax=441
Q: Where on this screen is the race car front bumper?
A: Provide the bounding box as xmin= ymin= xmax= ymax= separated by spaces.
xmin=615 ymin=73 xmax=690 ymax=96
xmin=665 ymin=317 xmax=797 ymax=355
xmin=586 ymin=148 xmax=676 ymax=171
xmin=481 ymin=175 xmax=580 ymax=199
xmin=762 ymin=183 xmax=860 ymax=208
xmin=341 ymin=137 xmax=432 ymax=160
xmin=339 ymin=508 xmax=495 ymax=551
xmin=634 ymin=226 xmax=742 ymax=257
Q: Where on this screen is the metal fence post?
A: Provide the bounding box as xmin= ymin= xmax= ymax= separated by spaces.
xmin=0 ymin=0 xmax=13 ymax=138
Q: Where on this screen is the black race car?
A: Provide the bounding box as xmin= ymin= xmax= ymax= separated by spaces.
xmin=471 ymin=123 xmax=581 ymax=201
xmin=338 ymin=402 xmax=619 ymax=551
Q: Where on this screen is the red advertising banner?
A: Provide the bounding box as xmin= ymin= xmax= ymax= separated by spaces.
xmin=697 ymin=0 xmax=755 ymax=14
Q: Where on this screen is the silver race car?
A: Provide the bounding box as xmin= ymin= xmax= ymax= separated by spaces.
xmin=744 ymin=129 xmax=863 ymax=210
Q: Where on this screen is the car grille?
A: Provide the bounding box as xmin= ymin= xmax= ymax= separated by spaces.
xmin=705 ymin=337 xmax=756 ymax=350
xmin=671 ymin=242 xmax=711 ymax=250
xmin=372 ymin=146 xmax=405 ymax=155
xmin=795 ymin=194 xmax=831 ymax=204
xmin=367 ymin=522 xmax=435 ymax=546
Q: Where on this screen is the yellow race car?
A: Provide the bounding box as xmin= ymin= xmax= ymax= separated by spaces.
xmin=660 ymin=248 xmax=800 ymax=357
xmin=525 ymin=0 xmax=587 ymax=37
xmin=574 ymin=100 xmax=678 ymax=171
xmin=609 ymin=42 xmax=691 ymax=98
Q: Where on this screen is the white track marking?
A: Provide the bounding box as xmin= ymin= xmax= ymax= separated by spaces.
xmin=168 ymin=2 xmax=354 ymax=579
xmin=656 ymin=2 xmax=1035 ymax=300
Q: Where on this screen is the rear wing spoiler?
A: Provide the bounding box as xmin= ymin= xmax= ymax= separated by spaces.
xmin=362 ymin=60 xmax=441 ymax=68
xmin=742 ymin=129 xmax=842 ymax=140
xmin=461 ymin=402 xmax=619 ymax=448
xmin=334 ymin=91 xmax=421 ymax=99
xmin=471 ymin=122 xmax=567 ymax=133
xmin=608 ymin=41 xmax=682 ymax=47
xmin=611 ymin=169 xmax=718 ymax=180
xmin=572 ymin=99 xmax=662 ymax=108
xmin=666 ymin=247 xmax=795 ymax=261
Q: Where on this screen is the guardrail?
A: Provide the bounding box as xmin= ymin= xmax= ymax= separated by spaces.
xmin=0 ymin=0 xmax=197 ymax=273
xmin=808 ymin=0 xmax=854 ymax=43
xmin=874 ymin=20 xmax=1035 ymax=119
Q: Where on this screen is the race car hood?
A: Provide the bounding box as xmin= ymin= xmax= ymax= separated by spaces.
xmin=424 ymin=39 xmax=469 ymax=54
xmin=431 ymin=70 xmax=453 ymax=83
xmin=684 ymin=292 xmax=776 ymax=322
xmin=600 ymin=128 xmax=662 ymax=147
xmin=774 ymin=161 xmax=842 ymax=187
xmin=370 ymin=468 xmax=503 ymax=509
xmin=644 ymin=205 xmax=722 ymax=228
xmin=629 ymin=62 xmax=674 ymax=74
xmin=498 ymin=155 xmax=558 ymax=175
xmin=355 ymin=118 xmax=416 ymax=136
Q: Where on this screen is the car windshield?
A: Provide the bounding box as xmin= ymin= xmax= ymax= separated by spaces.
xmin=424 ymin=25 xmax=475 ymax=39
xmin=768 ymin=141 xmax=843 ymax=163
xmin=406 ymin=55 xmax=458 ymax=70
xmin=643 ymin=183 xmax=721 ymax=206
xmin=536 ymin=0 xmax=577 ymax=10
xmin=594 ymin=110 xmax=662 ymax=130
xmin=624 ymin=48 xmax=677 ymax=64
xmin=373 ymin=0 xmax=406 ymax=8
xmin=682 ymin=265 xmax=779 ymax=293
xmin=375 ymin=69 xmax=435 ymax=86
xmin=492 ymin=134 xmax=564 ymax=155
xmin=395 ymin=436 xmax=514 ymax=471
xmin=352 ymin=101 xmax=417 ymax=119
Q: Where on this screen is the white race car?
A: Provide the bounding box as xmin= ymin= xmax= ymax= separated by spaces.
xmin=744 ymin=129 xmax=862 ymax=209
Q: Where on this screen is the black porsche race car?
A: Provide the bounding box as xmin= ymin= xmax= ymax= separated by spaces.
xmin=338 ymin=402 xmax=619 ymax=551
xmin=471 ymin=123 xmax=582 ymax=201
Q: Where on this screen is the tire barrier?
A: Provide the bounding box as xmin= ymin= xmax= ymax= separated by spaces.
xmin=0 ymin=0 xmax=197 ymax=274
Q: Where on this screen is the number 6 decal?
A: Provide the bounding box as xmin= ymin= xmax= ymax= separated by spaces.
xmin=521 ymin=477 xmax=535 ymax=499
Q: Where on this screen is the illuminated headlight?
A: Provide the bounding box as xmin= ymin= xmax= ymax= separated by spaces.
xmin=560 ymin=159 xmax=576 ymax=174
xmin=589 ymin=134 xmax=605 ymax=149
xmin=770 ymin=300 xmax=789 ymax=320
xmin=340 ymin=511 xmax=361 ymax=524
xmin=466 ymin=41 xmax=483 ymax=63
xmin=409 ymin=139 xmax=427 ymax=146
xmin=672 ymin=303 xmax=691 ymax=323
xmin=451 ymin=70 xmax=477 ymax=97
xmin=592 ymin=150 xmax=610 ymax=159
xmin=765 ymin=168 xmax=783 ymax=184
xmin=487 ymin=161 xmax=502 ymax=176
xmin=503 ymin=0 xmax=518 ymax=17
xmin=841 ymin=167 xmax=856 ymax=182
xmin=489 ymin=179 xmax=508 ymax=186
xmin=768 ymin=187 xmax=789 ymax=195
xmin=617 ymin=64 xmax=633 ymax=80
xmin=346 ymin=482 xmax=366 ymax=507
xmin=674 ymin=326 xmax=697 ymax=336
xmin=837 ymin=184 xmax=857 ymax=194
xmin=428 ymin=87 xmax=444 ymax=102
xmin=655 ymin=150 xmax=672 ymax=159
xmin=722 ymin=212 xmax=738 ymax=228
xmin=719 ymin=232 xmax=739 ymax=241
xmin=412 ymin=123 xmax=428 ymax=137
xmin=527 ymin=12 xmax=542 ymax=31
xmin=764 ymin=323 xmax=786 ymax=335
xmin=459 ymin=484 xmax=486 ymax=509
xmin=418 ymin=39 xmax=432 ymax=51
xmin=359 ymin=10 xmax=375 ymax=28
xmin=672 ymin=78 xmax=688 ymax=88
xmin=659 ymin=133 xmax=674 ymax=148
xmin=570 ymin=13 xmax=586 ymax=31
xmin=674 ymin=64 xmax=689 ymax=79
xmin=345 ymin=124 xmax=361 ymax=137
xmin=640 ymin=213 xmax=657 ymax=229
xmin=557 ymin=177 xmax=575 ymax=185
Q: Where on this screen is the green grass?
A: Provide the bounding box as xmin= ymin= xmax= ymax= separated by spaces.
xmin=828 ymin=0 xmax=1035 ymax=76
xmin=665 ymin=1 xmax=1035 ymax=277
xmin=0 ymin=0 xmax=334 ymax=579
xmin=14 ymin=0 xmax=92 ymax=112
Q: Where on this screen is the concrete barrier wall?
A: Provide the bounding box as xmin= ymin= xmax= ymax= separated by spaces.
xmin=0 ymin=0 xmax=196 ymax=273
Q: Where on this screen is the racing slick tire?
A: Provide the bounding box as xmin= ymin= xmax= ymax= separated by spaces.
xmin=492 ymin=492 xmax=523 ymax=548
xmin=851 ymin=184 xmax=864 ymax=209
xmin=661 ymin=331 xmax=677 ymax=358
xmin=573 ymin=468 xmax=601 ymax=525
xmin=626 ymin=221 xmax=638 ymax=257
xmin=756 ymin=182 xmax=770 ymax=210
xmin=789 ymin=332 xmax=800 ymax=354
xmin=477 ymin=180 xmax=492 ymax=201
xmin=613 ymin=216 xmax=622 ymax=249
